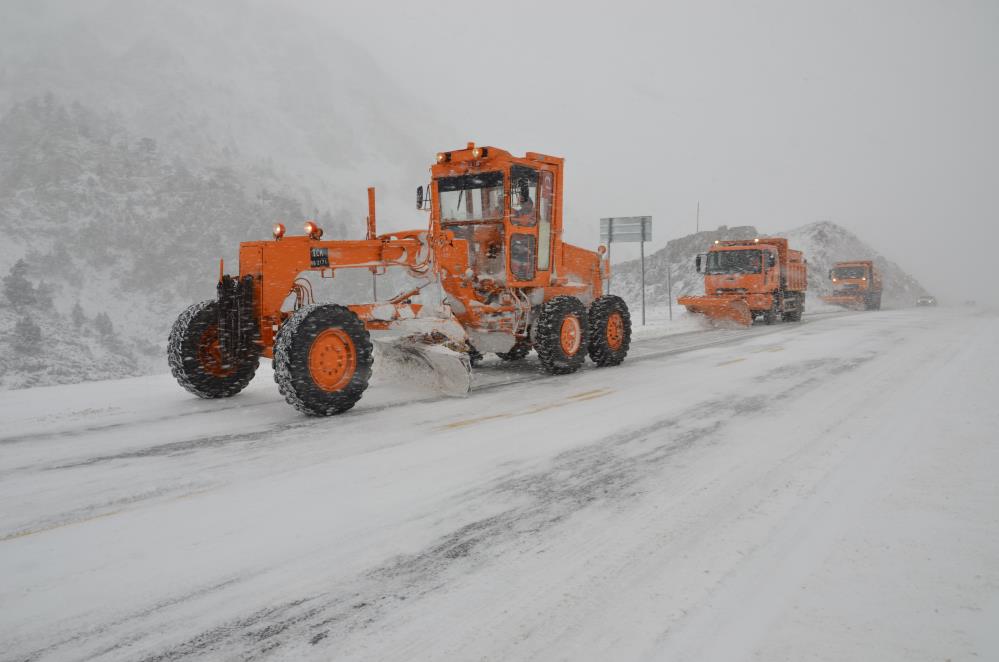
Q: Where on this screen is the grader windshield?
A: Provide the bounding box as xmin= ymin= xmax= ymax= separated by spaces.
xmin=438 ymin=171 xmax=504 ymax=222
xmin=438 ymin=170 xmax=506 ymax=281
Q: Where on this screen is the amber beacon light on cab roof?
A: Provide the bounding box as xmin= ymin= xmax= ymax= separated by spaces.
xmin=168 ymin=143 xmax=632 ymax=416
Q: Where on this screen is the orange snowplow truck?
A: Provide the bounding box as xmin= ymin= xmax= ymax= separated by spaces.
xmin=821 ymin=260 xmax=882 ymax=310
xmin=168 ymin=143 xmax=632 ymax=416
xmin=678 ymin=238 xmax=807 ymax=326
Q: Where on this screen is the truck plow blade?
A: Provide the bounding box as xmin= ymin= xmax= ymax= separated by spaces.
xmin=677 ymin=296 xmax=753 ymax=326
xmin=373 ymin=336 xmax=473 ymax=397
xmin=821 ymin=295 xmax=866 ymax=310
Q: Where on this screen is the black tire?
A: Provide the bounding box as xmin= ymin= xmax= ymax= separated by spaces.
xmin=785 ymin=294 xmax=804 ymax=322
xmin=588 ymin=295 xmax=631 ymax=367
xmin=168 ymin=300 xmax=259 ymax=399
xmin=495 ymin=339 xmax=532 ymax=361
xmin=763 ymin=299 xmax=779 ymax=325
xmin=534 ymin=296 xmax=588 ymax=375
xmin=273 ymin=304 xmax=373 ymax=416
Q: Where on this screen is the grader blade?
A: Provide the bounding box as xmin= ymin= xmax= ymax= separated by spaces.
xmin=373 ymin=336 xmax=473 ymax=397
xmin=678 ymin=296 xmax=753 ymax=326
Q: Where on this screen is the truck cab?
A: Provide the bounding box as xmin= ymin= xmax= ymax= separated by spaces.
xmin=823 ymin=260 xmax=882 ymax=310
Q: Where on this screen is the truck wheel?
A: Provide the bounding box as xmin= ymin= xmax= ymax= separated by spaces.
xmin=588 ymin=295 xmax=631 ymax=366
xmin=786 ymin=294 xmax=804 ymax=322
xmin=534 ymin=296 xmax=588 ymax=375
xmin=763 ymin=300 xmax=779 ymax=325
xmin=496 ymin=339 xmax=532 ymax=361
xmin=273 ymin=304 xmax=373 ymax=416
xmin=168 ymin=300 xmax=259 ymax=398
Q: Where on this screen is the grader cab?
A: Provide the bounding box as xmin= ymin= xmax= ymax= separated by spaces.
xmin=169 ymin=143 xmax=632 ymax=416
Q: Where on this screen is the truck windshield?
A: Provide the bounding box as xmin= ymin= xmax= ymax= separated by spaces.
xmin=705 ymin=250 xmax=762 ymax=274
xmin=832 ymin=266 xmax=867 ymax=279
xmin=438 ymin=171 xmax=504 ymax=223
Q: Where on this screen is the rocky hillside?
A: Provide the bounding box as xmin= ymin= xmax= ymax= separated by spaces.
xmin=612 ymin=221 xmax=928 ymax=312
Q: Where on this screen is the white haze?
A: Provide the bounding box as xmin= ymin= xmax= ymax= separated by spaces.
xmin=317 ymin=0 xmax=998 ymax=304
xmin=2 ymin=0 xmax=996 ymax=304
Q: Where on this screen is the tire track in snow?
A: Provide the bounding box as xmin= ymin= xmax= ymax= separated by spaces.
xmin=0 ymin=313 xmax=855 ymax=544
xmin=89 ymin=351 xmax=877 ymax=662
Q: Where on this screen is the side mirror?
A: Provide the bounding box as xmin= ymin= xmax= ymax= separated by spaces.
xmin=416 ymin=185 xmax=424 ymax=210
xmin=768 ymin=254 xmax=776 ymax=268
xmin=828 ymin=269 xmax=833 ymax=279
xmin=518 ymin=178 xmax=529 ymax=202
xmin=695 ymin=253 xmax=705 ymax=273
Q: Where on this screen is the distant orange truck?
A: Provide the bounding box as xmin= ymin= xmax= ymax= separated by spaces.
xmin=821 ymin=260 xmax=882 ymax=310
xmin=678 ymin=237 xmax=807 ymax=326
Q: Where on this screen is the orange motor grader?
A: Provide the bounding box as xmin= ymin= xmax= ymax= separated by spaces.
xmin=168 ymin=143 xmax=632 ymax=416
xmin=678 ymin=237 xmax=807 ymax=326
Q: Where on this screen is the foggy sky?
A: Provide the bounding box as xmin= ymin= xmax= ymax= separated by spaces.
xmin=310 ymin=0 xmax=998 ymax=303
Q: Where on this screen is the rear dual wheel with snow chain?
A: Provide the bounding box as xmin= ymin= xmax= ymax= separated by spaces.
xmin=168 ymin=300 xmax=260 ymax=398
xmin=588 ymin=295 xmax=632 ymax=366
xmin=273 ymin=304 xmax=373 ymax=416
xmin=534 ymin=296 xmax=588 ymax=375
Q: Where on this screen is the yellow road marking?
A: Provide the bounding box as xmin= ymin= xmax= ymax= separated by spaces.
xmin=441 ymin=388 xmax=613 ymax=431
xmin=716 ymin=358 xmax=746 ymax=366
xmin=1 ymin=508 xmax=127 ymax=542
xmin=1 ymin=487 xmax=217 ymax=543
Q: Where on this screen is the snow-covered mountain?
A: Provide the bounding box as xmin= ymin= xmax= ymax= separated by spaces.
xmin=0 ymin=0 xmax=443 ymax=218
xmin=0 ymin=0 xmax=447 ymax=389
xmin=612 ymin=221 xmax=928 ymax=312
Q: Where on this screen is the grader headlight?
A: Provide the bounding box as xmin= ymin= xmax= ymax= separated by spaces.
xmin=272 ymin=223 xmax=286 ymax=240
xmin=304 ymin=221 xmax=323 ymax=240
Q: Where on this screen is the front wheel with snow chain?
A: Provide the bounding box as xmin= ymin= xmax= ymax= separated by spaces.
xmin=273 ymin=304 xmax=373 ymax=416
xmin=495 ymin=338 xmax=532 ymax=361
xmin=534 ymin=296 xmax=588 ymax=375
xmin=168 ymin=300 xmax=260 ymax=399
xmin=588 ymin=295 xmax=632 ymax=367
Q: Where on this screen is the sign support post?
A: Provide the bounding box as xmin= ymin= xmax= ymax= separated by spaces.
xmin=600 ymin=216 xmax=653 ymax=326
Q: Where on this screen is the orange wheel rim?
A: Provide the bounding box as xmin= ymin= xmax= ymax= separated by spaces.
xmin=197 ymin=326 xmax=236 ymax=377
xmin=308 ymin=328 xmax=356 ymax=391
xmin=559 ymin=315 xmax=582 ymax=356
xmin=606 ymin=312 xmax=624 ymax=351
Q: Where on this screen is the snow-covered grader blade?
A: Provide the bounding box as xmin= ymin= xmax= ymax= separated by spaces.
xmin=677 ymin=295 xmax=753 ymax=326
xmin=373 ymin=335 xmax=473 ymax=397
xmin=169 ymin=143 xmax=635 ymax=416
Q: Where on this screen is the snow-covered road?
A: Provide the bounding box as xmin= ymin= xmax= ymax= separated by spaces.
xmin=2 ymin=307 xmax=997 ymax=661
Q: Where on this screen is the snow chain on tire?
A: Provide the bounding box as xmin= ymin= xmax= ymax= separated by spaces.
xmin=273 ymin=303 xmax=373 ymax=416
xmin=168 ymin=300 xmax=260 ymax=398
xmin=534 ymin=295 xmax=588 ymax=375
xmin=587 ymin=295 xmax=632 ymax=366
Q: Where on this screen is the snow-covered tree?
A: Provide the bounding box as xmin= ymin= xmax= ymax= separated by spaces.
xmin=71 ymin=302 xmax=87 ymax=326
xmin=94 ymin=312 xmax=114 ymax=338
xmin=2 ymin=260 xmax=36 ymax=309
xmin=12 ymin=316 xmax=42 ymax=353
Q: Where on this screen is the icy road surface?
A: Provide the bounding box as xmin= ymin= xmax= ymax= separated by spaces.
xmin=1 ymin=307 xmax=997 ymax=661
